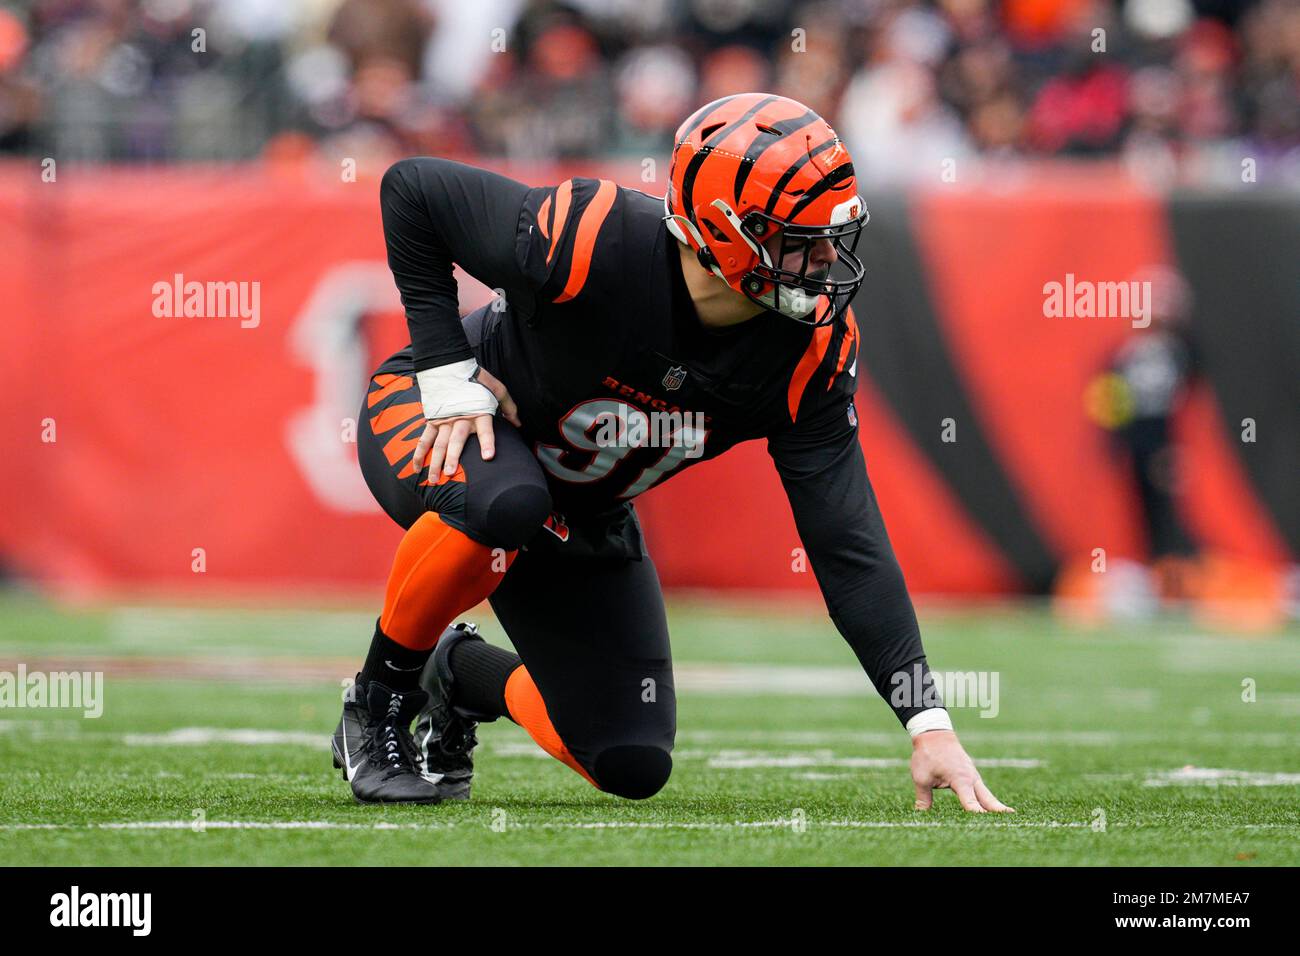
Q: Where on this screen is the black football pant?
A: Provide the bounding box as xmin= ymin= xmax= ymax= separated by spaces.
xmin=358 ymin=358 xmax=676 ymax=799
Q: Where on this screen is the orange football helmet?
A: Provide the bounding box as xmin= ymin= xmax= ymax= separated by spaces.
xmin=664 ymin=93 xmax=868 ymax=327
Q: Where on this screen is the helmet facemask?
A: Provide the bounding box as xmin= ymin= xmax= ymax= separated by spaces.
xmin=670 ymin=195 xmax=869 ymax=329
xmin=740 ymin=207 xmax=869 ymax=327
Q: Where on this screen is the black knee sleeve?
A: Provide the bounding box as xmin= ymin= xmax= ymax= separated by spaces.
xmin=472 ymin=483 xmax=551 ymax=551
xmin=592 ymin=745 xmax=673 ymax=800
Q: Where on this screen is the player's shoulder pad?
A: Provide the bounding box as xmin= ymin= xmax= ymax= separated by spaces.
xmin=517 ymin=176 xmax=623 ymax=305
xmin=786 ymin=304 xmax=860 ymax=424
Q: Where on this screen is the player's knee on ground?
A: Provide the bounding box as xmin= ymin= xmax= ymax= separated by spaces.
xmin=470 ymin=482 xmax=551 ymax=551
xmin=592 ymin=745 xmax=673 ymax=800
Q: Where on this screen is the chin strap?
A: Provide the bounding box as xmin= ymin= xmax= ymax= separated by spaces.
xmin=708 ymin=198 xmax=769 ymax=266
xmin=664 ymin=192 xmax=732 ymax=283
xmin=665 ymin=197 xmax=818 ymax=320
xmin=664 ymin=211 xmax=728 ymax=281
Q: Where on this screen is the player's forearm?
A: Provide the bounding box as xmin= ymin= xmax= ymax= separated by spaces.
xmin=810 ymin=539 xmax=947 ymax=729
xmin=772 ymin=423 xmax=949 ymax=731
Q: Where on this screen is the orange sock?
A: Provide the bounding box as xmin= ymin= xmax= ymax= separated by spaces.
xmin=379 ymin=512 xmax=513 ymax=650
xmin=504 ymin=666 xmax=598 ymax=788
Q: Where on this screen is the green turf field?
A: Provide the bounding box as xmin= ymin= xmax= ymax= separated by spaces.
xmin=1 ymin=590 xmax=1297 ymax=865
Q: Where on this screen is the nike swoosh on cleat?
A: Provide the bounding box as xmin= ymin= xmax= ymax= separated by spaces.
xmin=418 ymin=722 xmax=443 ymax=783
xmin=384 ymin=660 xmax=424 ymax=672
xmin=341 ymin=716 xmax=360 ymax=782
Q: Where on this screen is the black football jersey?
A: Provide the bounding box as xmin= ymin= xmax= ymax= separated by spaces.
xmin=377 ymin=156 xmax=936 ymax=726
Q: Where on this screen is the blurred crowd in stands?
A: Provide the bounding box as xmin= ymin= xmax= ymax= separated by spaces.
xmin=0 ymin=0 xmax=1297 ymax=183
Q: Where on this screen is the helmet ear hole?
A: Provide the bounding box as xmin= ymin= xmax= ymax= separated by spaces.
xmin=704 ymin=220 xmax=729 ymax=243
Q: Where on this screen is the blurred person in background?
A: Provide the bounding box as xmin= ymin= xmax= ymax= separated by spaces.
xmin=1022 ymin=1 xmax=1130 ymax=155
xmin=1067 ymin=260 xmax=1296 ymax=627
xmin=839 ymin=3 xmax=974 ymax=183
xmin=609 ymin=43 xmax=696 ymax=156
xmin=0 ymin=6 xmax=37 ymax=152
xmin=1175 ymin=18 xmax=1239 ymax=146
xmin=1236 ymin=0 xmax=1300 ymax=174
xmin=314 ymin=0 xmax=480 ymax=161
xmin=1084 ymin=266 xmax=1201 ymax=600
xmin=1121 ymin=63 xmax=1184 ymax=180
xmin=679 ymin=0 xmax=788 ymax=52
xmin=771 ymin=1 xmax=852 ymax=120
xmin=467 ymin=3 xmax=614 ymax=159
xmin=939 ymin=29 xmax=1027 ymax=156
xmin=697 ymin=42 xmax=769 ymax=103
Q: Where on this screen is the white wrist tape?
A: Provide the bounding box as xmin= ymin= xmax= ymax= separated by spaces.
xmin=905 ymin=709 xmax=953 ymax=739
xmin=416 ymin=359 xmax=499 ymax=421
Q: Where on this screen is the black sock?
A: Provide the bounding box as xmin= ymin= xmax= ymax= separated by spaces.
xmin=360 ymin=620 xmax=432 ymax=693
xmin=449 ymin=639 xmax=521 ymax=718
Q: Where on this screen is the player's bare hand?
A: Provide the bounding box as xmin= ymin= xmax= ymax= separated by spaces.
xmin=911 ymin=729 xmax=1013 ymax=813
xmin=475 ymin=367 xmax=521 ymax=428
xmin=413 ymin=368 xmax=520 ymax=476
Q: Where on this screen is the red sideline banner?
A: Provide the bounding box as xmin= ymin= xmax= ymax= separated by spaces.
xmin=0 ymin=162 xmax=1279 ymax=598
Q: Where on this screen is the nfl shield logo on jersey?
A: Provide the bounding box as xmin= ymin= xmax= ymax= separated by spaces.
xmin=662 ymin=365 xmax=687 ymax=391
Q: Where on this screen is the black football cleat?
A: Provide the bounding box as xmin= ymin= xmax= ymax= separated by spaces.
xmin=331 ymin=675 xmax=366 ymax=780
xmin=414 ymin=623 xmax=492 ymax=800
xmin=331 ymin=677 xmax=441 ymax=804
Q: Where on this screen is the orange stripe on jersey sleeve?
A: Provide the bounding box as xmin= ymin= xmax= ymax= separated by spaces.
xmin=546 ymin=180 xmax=572 ymax=266
xmin=787 ymin=321 xmax=834 ymax=421
xmin=829 ymin=307 xmax=859 ymax=388
xmin=553 ymin=179 xmax=617 ymax=304
xmin=538 ymin=194 xmax=551 ymax=241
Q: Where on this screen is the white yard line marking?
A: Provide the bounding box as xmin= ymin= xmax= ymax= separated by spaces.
xmin=1142 ymin=767 xmax=1300 ymax=787
xmin=680 ymin=729 xmax=1300 ymax=746
xmin=0 ymin=818 xmax=1099 ymax=832
xmin=484 ymin=742 xmax=1044 ymax=768
xmin=115 ymin=727 xmax=1058 ymax=777
xmin=795 ymin=772 xmax=857 ymax=780
xmin=123 ymin=728 xmax=323 ymax=747
xmin=1085 ymin=766 xmax=1300 ymax=787
xmin=0 ymin=657 xmax=991 ymax=700
xmin=706 ymin=752 xmax=1043 ymax=769
xmin=120 ymin=732 xmax=1048 ymax=774
xmin=6 ymin=818 xmax=1289 ymax=833
xmin=674 ymin=666 xmax=869 ymax=695
xmin=23 ymin=725 xmax=1300 ymax=775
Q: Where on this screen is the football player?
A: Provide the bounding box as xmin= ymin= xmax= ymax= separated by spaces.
xmin=331 ymin=93 xmax=1011 ymax=813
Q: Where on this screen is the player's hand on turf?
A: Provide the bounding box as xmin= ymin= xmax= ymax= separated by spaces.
xmin=414 ymin=367 xmax=521 ymax=477
xmin=910 ymin=730 xmax=1013 ymax=813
